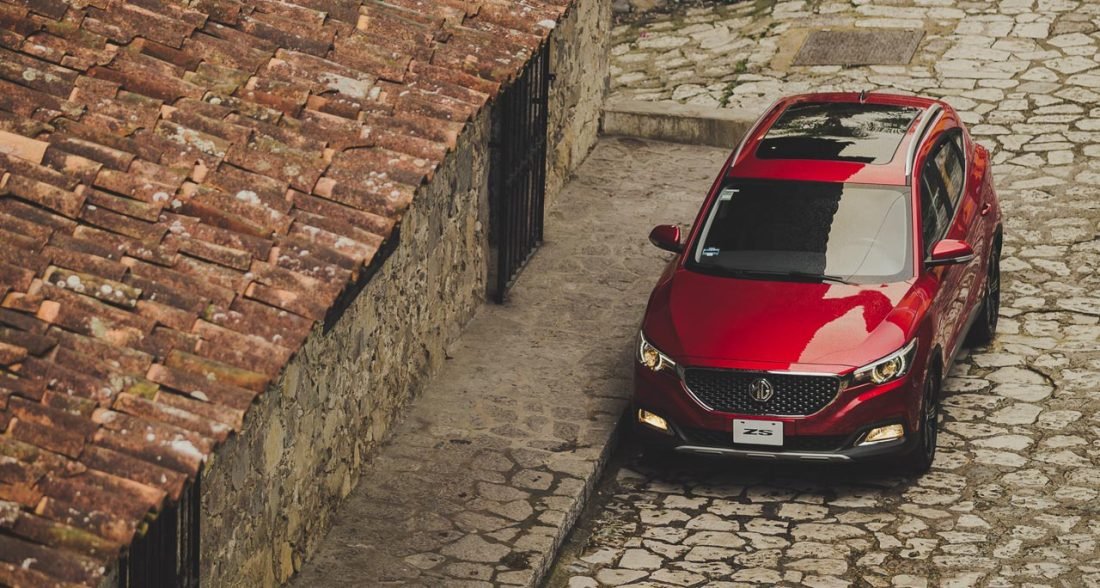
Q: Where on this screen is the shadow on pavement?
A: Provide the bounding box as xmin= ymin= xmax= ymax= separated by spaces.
xmin=621 ymin=438 xmax=917 ymax=491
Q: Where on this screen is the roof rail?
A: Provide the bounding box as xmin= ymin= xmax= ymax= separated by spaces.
xmin=904 ymin=104 xmax=943 ymax=181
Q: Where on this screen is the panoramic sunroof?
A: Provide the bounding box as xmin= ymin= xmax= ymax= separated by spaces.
xmin=756 ymin=102 xmax=922 ymax=165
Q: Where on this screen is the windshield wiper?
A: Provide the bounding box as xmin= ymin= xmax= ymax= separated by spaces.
xmin=783 ymin=271 xmax=856 ymax=285
xmin=706 ymin=267 xmax=855 ymax=285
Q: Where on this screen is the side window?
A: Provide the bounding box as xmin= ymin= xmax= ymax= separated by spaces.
xmin=920 ymin=160 xmax=952 ymax=255
xmin=930 ymin=135 xmax=965 ymax=209
xmin=950 ymin=133 xmax=965 ymax=159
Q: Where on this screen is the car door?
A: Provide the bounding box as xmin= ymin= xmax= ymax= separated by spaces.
xmin=942 ymin=132 xmax=987 ymax=324
xmin=919 ymin=139 xmax=968 ymax=361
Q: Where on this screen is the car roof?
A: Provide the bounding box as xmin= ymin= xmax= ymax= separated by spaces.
xmin=727 ymin=93 xmax=947 ymax=186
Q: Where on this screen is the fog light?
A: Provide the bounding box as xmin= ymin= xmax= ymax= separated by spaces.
xmin=861 ymin=424 xmax=905 ymax=445
xmin=637 ymin=409 xmax=671 ymax=434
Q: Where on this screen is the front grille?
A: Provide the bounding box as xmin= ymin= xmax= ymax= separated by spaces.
xmin=683 ymin=369 xmax=840 ymax=416
xmin=683 ymin=428 xmax=847 ymax=452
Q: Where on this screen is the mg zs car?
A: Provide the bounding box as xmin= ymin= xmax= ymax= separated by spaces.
xmin=634 ymin=93 xmax=1002 ymax=474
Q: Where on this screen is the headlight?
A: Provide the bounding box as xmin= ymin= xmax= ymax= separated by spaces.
xmin=851 ymin=339 xmax=918 ymax=386
xmin=638 ymin=332 xmax=676 ymax=373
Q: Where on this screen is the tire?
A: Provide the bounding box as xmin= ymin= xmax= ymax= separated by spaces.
xmin=967 ymin=240 xmax=1002 ymax=347
xmin=902 ymin=369 xmax=941 ymax=476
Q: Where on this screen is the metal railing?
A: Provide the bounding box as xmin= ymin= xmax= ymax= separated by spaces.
xmin=119 ymin=471 xmax=201 ymax=587
xmin=489 ymin=43 xmax=552 ymax=303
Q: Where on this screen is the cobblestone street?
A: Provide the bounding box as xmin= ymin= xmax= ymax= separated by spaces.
xmin=550 ymin=1 xmax=1100 ymax=586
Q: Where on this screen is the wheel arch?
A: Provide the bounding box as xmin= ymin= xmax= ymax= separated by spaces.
xmin=926 ymin=344 xmax=945 ymax=403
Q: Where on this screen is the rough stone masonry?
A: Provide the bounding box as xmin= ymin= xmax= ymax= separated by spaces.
xmin=197 ymin=0 xmax=610 ymax=584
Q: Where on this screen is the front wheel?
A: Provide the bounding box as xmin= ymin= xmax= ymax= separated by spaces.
xmin=967 ymin=241 xmax=1001 ymax=346
xmin=902 ymin=370 xmax=941 ymax=475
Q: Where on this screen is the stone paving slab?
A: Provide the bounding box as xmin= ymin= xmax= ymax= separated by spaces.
xmin=792 ymin=29 xmax=925 ymax=66
xmin=553 ymin=1 xmax=1100 ymax=586
xmin=289 ymin=138 xmax=730 ymax=587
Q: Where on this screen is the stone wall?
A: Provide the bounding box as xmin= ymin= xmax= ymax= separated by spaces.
xmin=193 ymin=3 xmax=611 ymax=584
xmin=198 ymin=110 xmax=492 ymax=587
xmin=546 ymin=0 xmax=611 ymax=209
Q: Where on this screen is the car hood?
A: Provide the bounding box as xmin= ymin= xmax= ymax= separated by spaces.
xmin=645 ymin=269 xmax=917 ymax=368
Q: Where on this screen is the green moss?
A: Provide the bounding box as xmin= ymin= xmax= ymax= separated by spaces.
xmin=167 ymin=350 xmax=268 ymax=392
xmin=752 ymin=0 xmax=778 ymax=16
xmin=45 ymin=521 xmax=120 ymax=556
xmin=125 ymin=379 xmax=160 ymax=400
xmin=718 ymin=59 xmax=748 ymax=107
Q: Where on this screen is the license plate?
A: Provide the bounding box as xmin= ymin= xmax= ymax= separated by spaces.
xmin=733 ymin=419 xmax=783 ymax=447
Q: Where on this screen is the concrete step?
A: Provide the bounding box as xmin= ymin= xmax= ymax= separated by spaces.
xmin=601 ymin=99 xmax=757 ymax=149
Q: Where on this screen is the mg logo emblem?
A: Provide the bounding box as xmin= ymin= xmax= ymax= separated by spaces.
xmin=748 ymin=378 xmax=774 ymax=403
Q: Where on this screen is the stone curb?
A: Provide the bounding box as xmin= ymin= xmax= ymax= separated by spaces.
xmin=530 ymin=407 xmax=630 ymax=586
xmin=601 ymin=99 xmax=757 ymax=148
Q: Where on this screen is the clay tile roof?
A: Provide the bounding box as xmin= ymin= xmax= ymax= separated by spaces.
xmin=0 ymin=0 xmax=569 ymax=584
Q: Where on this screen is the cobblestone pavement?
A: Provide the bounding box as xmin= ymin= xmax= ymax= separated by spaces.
xmin=549 ymin=1 xmax=1100 ymax=586
xmin=289 ymin=139 xmax=728 ymax=587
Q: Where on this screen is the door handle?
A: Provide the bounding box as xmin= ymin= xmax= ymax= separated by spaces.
xmin=980 ymin=203 xmax=992 ymax=216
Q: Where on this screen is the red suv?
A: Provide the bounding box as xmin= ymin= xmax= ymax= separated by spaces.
xmin=634 ymin=93 xmax=1002 ymax=473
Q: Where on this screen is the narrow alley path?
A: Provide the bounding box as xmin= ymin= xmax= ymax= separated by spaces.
xmin=291 ymin=139 xmax=729 ymax=587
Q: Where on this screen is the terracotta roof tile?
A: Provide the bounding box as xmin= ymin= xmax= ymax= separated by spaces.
xmin=169 ymin=235 xmax=252 ymax=271
xmin=203 ymin=295 xmax=313 ymax=348
xmin=0 ymin=207 xmax=55 ymax=243
xmin=0 ymin=2 xmax=31 ymax=27
xmin=190 ymin=318 xmax=292 ymax=377
xmin=78 ymin=442 xmax=185 ymax=501
xmin=0 ymin=80 xmax=56 ymax=119
xmin=0 ymin=534 xmax=105 ymax=586
xmin=0 ymin=341 xmax=27 ymax=366
xmin=145 ymin=363 xmax=255 ymax=411
xmin=0 ymin=375 xmax=47 ymax=403
xmin=38 ymin=468 xmax=163 ymax=523
xmin=5 ymin=175 xmax=85 ymax=219
xmin=0 ymin=0 xmax=573 ymax=582
xmin=45 ymin=135 xmax=134 ymax=172
xmin=40 ymin=150 xmax=105 ymax=187
xmin=240 ymin=12 xmax=332 ymax=57
xmin=0 ymin=47 xmax=78 ymax=96
xmin=35 ymin=495 xmax=137 ymax=548
xmin=85 ymin=188 xmax=163 ymax=223
xmin=113 ymin=392 xmax=232 ymax=443
xmin=10 ymin=418 xmax=86 ymax=459
xmin=91 ymin=410 xmax=211 ymax=476
xmin=244 ymin=280 xmax=329 ymax=320
xmin=7 ymin=504 xmax=124 ymax=559
xmin=2 ymin=290 xmax=46 ymax=315
xmin=0 ymin=326 xmax=54 ymax=356
xmin=141 ymin=325 xmax=203 ymax=359
xmin=331 ymin=31 xmax=414 ymax=83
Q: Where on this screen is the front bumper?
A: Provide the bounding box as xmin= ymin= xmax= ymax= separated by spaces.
xmin=633 ymin=362 xmax=921 ymax=462
xmin=674 ymin=442 xmax=903 ymax=462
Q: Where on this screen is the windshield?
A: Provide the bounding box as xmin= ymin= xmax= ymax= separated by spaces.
xmin=689 ymin=180 xmax=913 ymax=284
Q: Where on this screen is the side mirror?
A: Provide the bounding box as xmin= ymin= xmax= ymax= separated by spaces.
xmin=927 ymin=239 xmax=975 ymax=267
xmin=649 ymin=224 xmax=682 ymax=253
